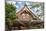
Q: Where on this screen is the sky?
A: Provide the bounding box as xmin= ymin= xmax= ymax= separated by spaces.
xmin=15 ymin=2 xmax=32 ymax=10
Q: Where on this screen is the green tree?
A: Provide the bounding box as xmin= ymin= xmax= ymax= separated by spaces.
xmin=5 ymin=3 xmax=16 ymax=30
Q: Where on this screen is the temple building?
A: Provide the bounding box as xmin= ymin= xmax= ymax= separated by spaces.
xmin=16 ymin=4 xmax=40 ymax=22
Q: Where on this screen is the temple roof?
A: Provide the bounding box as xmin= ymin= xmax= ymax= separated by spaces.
xmin=16 ymin=4 xmax=31 ymax=13
xmin=16 ymin=4 xmax=38 ymax=19
xmin=16 ymin=4 xmax=32 ymax=13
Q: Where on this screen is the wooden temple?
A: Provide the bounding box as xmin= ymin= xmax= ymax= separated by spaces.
xmin=11 ymin=4 xmax=43 ymax=30
xmin=16 ymin=4 xmax=40 ymax=22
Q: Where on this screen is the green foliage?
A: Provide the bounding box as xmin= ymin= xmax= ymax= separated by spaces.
xmin=32 ymin=3 xmax=40 ymax=8
xmin=5 ymin=3 xmax=15 ymax=13
xmin=5 ymin=3 xmax=16 ymax=29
